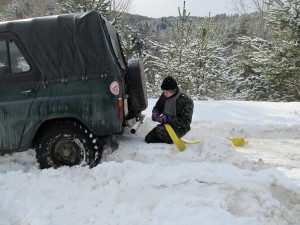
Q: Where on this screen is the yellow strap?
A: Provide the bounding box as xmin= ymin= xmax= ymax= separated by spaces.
xmin=164 ymin=124 xmax=245 ymax=152
xmin=164 ymin=124 xmax=186 ymax=151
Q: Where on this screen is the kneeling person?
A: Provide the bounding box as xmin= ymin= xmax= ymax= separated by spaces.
xmin=145 ymin=76 xmax=194 ymax=144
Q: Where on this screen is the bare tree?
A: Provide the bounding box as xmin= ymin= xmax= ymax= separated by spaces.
xmin=231 ymin=0 xmax=274 ymax=38
xmin=231 ymin=0 xmax=273 ymax=14
xmin=109 ymin=0 xmax=132 ymax=13
xmin=231 ymin=0 xmax=249 ymax=14
xmin=108 ymin=0 xmax=133 ymax=23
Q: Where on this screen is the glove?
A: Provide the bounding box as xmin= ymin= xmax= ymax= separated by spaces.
xmin=152 ymin=113 xmax=159 ymax=121
xmin=156 ymin=114 xmax=168 ymax=124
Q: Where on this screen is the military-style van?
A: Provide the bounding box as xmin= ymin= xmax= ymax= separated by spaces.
xmin=0 ymin=11 xmax=147 ymax=168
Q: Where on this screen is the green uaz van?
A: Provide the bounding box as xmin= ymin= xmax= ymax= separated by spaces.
xmin=0 ymin=11 xmax=147 ymax=168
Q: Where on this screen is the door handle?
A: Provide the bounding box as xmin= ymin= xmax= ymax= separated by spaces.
xmin=21 ymin=90 xmax=33 ymax=95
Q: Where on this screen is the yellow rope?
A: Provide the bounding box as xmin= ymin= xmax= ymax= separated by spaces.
xmin=164 ymin=124 xmax=245 ymax=152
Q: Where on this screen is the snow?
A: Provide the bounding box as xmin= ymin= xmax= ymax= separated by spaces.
xmin=1 ymin=100 xmax=300 ymax=225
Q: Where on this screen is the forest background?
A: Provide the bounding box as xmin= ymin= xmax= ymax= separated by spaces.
xmin=0 ymin=0 xmax=299 ymax=101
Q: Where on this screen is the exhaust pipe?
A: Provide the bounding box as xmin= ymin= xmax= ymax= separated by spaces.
xmin=130 ymin=114 xmax=146 ymax=134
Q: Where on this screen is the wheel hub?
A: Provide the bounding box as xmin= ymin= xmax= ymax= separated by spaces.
xmin=51 ymin=137 xmax=82 ymax=166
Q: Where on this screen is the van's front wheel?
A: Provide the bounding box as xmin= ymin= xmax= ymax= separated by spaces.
xmin=35 ymin=121 xmax=100 ymax=169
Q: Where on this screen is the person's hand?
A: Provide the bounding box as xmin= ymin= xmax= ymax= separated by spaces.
xmin=152 ymin=113 xmax=159 ymax=121
xmin=157 ymin=114 xmax=168 ymax=124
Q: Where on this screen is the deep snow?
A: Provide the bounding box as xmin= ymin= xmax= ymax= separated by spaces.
xmin=0 ymin=100 xmax=300 ymax=225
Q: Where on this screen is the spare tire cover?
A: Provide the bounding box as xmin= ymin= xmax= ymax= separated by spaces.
xmin=127 ymin=58 xmax=148 ymax=112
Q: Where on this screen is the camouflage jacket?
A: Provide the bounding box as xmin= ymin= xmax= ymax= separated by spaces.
xmin=153 ymin=92 xmax=194 ymax=131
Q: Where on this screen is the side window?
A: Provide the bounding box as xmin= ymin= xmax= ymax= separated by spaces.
xmin=0 ymin=39 xmax=30 ymax=76
xmin=0 ymin=40 xmax=9 ymax=76
xmin=9 ymin=41 xmax=30 ymax=74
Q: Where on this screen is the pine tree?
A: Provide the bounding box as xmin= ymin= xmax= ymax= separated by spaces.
xmin=146 ymin=1 xmax=238 ymax=99
xmin=239 ymin=0 xmax=300 ymax=101
xmin=0 ymin=0 xmax=56 ymax=20
xmin=188 ymin=17 xmax=239 ymax=99
xmin=57 ymin=0 xmax=110 ymax=17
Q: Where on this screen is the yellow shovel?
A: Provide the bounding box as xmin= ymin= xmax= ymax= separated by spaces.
xmin=164 ymin=124 xmax=245 ymax=152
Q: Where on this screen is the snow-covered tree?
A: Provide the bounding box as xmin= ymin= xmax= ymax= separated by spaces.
xmin=0 ymin=0 xmax=56 ymax=20
xmin=146 ymin=2 xmax=238 ymax=99
xmin=57 ymin=0 xmax=110 ymax=17
xmin=239 ymin=0 xmax=300 ymax=101
xmin=57 ymin=0 xmax=132 ymax=24
xmin=118 ymin=23 xmax=144 ymax=60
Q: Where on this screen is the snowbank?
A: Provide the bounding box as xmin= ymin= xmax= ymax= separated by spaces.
xmin=0 ymin=100 xmax=300 ymax=225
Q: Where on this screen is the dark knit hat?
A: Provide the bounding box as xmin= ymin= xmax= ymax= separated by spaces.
xmin=161 ymin=76 xmax=178 ymax=90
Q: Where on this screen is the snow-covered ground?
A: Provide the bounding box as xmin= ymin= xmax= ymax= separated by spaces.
xmin=1 ymin=100 xmax=300 ymax=225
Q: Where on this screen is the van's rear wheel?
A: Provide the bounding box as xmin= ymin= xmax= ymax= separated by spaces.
xmin=35 ymin=121 xmax=100 ymax=169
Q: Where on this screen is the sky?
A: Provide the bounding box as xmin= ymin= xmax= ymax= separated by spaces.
xmin=1 ymin=100 xmax=300 ymax=224
xmin=132 ymin=0 xmax=236 ymax=18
